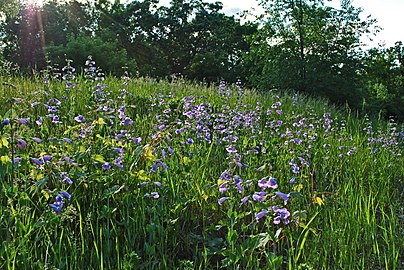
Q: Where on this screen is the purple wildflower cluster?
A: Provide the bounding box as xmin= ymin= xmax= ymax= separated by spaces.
xmin=50 ymin=191 xmax=71 ymax=214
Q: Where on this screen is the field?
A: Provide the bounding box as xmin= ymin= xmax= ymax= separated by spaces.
xmin=0 ymin=65 xmax=403 ymax=269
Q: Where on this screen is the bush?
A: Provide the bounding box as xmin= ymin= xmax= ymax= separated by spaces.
xmin=46 ymin=30 xmax=137 ymax=76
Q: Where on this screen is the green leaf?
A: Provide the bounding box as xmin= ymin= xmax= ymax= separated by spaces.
xmin=1 ymin=136 xmax=9 ymax=148
xmin=289 ymin=191 xmax=303 ymax=198
xmin=92 ymin=154 xmax=105 ymax=163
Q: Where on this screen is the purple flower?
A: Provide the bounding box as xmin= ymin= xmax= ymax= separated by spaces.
xmin=63 ymin=138 xmax=72 ymax=144
xmin=61 ymin=172 xmax=73 ymax=184
xmin=36 ymin=117 xmax=43 ymax=126
xmin=118 ymin=106 xmax=126 ymax=119
xmin=275 ymin=192 xmax=290 ymax=203
xmin=54 ymin=98 xmax=61 ymax=105
xmin=17 ymin=118 xmax=29 ymax=125
xmin=74 ymin=115 xmax=86 ymax=123
xmin=17 ymin=139 xmax=27 ymax=149
xmin=30 ymin=157 xmax=43 ymax=168
xmin=115 ymin=157 xmax=123 ymax=170
xmin=268 ymin=177 xmax=278 ymax=188
xmin=219 ymin=182 xmax=228 ymax=194
xmin=154 ymin=181 xmax=162 ymax=187
xmin=50 ymin=201 xmax=63 ymax=214
xmin=289 ymin=178 xmax=296 ymax=184
xmin=218 ymin=197 xmax=229 ymax=205
xmin=50 ymin=194 xmax=65 ymax=214
xmin=60 ymin=191 xmax=71 ymax=200
xmin=273 ymin=206 xmax=290 ymax=225
xmin=161 ymin=149 xmax=167 ymax=159
xmin=113 ymin=147 xmax=124 ymax=155
xmin=102 ymin=162 xmax=111 ymax=170
xmin=220 ymin=170 xmax=231 ymax=181
xmin=123 ymin=117 xmax=132 ymax=125
xmin=12 ymin=157 xmax=22 ymax=163
xmin=31 ymin=101 xmax=40 ymax=107
xmin=42 ymin=155 xmax=52 ymax=162
xmin=258 ymin=177 xmax=278 ymax=190
xmin=291 ymin=165 xmax=300 ymax=174
xmin=234 ymin=176 xmax=244 ymax=193
xmin=51 ymin=115 xmax=60 ymax=123
xmin=187 ymin=138 xmax=194 ymax=144
xmin=144 ymin=192 xmax=160 ymax=199
xmin=226 ymin=145 xmax=237 ymax=153
xmin=2 ymin=119 xmax=10 ymax=125
xmin=252 ymin=192 xmax=267 ymax=202
xmin=255 ymin=210 xmax=269 ymax=221
xmin=241 ymin=195 xmax=250 ymax=205
xmin=130 ymin=137 xmax=142 ymax=145
xmin=32 ymin=137 xmax=42 ymax=143
xmin=150 ymin=160 xmax=168 ymax=173
xmin=64 ymin=176 xmax=73 ymax=185
xmin=289 ymin=158 xmax=295 ymax=166
xmin=62 ymin=155 xmax=74 ymax=163
xmin=167 ymin=147 xmax=174 ymax=155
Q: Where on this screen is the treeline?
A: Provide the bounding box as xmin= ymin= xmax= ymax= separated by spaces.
xmin=0 ymin=0 xmax=403 ymax=120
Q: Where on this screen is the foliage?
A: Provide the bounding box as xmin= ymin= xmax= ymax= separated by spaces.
xmin=245 ymin=0 xmax=378 ymax=108
xmin=46 ymin=31 xmax=137 ymax=76
xmin=362 ymin=42 xmax=404 ymax=121
xmin=0 ymin=60 xmax=403 ymax=269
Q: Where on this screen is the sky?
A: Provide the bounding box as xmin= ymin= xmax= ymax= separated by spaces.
xmin=159 ymin=0 xmax=404 ymax=48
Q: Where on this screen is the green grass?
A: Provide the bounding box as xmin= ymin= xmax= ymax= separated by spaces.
xmin=0 ymin=72 xmax=402 ymax=269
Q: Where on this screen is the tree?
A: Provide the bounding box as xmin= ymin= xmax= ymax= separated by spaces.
xmin=46 ymin=30 xmax=137 ymax=76
xmin=0 ymin=0 xmax=91 ymax=72
xmin=156 ymin=0 xmax=256 ymax=82
xmin=1 ymin=3 xmax=47 ymax=71
xmin=246 ymin=0 xmax=379 ymax=107
xmin=362 ymin=42 xmax=404 ymax=120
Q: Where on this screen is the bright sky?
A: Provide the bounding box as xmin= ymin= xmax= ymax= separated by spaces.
xmin=159 ymin=0 xmax=404 ymax=48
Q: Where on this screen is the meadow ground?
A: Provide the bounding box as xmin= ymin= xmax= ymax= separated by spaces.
xmin=0 ymin=67 xmax=403 ymax=269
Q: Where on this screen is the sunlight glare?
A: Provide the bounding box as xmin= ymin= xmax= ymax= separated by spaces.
xmin=23 ymin=0 xmax=45 ymax=7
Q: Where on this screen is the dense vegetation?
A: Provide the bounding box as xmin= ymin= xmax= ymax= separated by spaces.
xmin=0 ymin=0 xmax=403 ymax=268
xmin=0 ymin=60 xmax=403 ymax=269
xmin=0 ymin=0 xmax=403 ymax=121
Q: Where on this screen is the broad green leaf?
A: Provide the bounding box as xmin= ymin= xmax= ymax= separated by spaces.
xmin=92 ymin=154 xmax=105 ymax=163
xmin=1 ymin=136 xmax=8 ymax=148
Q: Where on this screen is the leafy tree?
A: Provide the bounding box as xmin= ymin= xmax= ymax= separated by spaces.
xmin=1 ymin=3 xmax=47 ymax=71
xmin=41 ymin=0 xmax=91 ymax=46
xmin=0 ymin=0 xmax=20 ymax=18
xmin=362 ymin=42 xmax=404 ymax=120
xmin=0 ymin=0 xmax=91 ymax=72
xmin=246 ymin=0 xmax=378 ymax=107
xmin=157 ymin=0 xmax=256 ymax=82
xmin=184 ymin=2 xmax=257 ymax=82
xmin=46 ymin=30 xmax=137 ymax=76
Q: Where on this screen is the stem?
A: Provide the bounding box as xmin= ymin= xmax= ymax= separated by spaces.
xmin=10 ymin=99 xmax=15 ymax=184
xmin=4 ymin=82 xmax=17 ymax=184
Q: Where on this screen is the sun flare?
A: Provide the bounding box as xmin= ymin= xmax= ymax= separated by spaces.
xmin=23 ymin=0 xmax=45 ymax=7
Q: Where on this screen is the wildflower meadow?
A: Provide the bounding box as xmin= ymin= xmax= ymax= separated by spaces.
xmin=0 ymin=60 xmax=403 ymax=269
